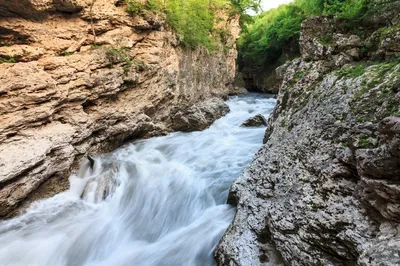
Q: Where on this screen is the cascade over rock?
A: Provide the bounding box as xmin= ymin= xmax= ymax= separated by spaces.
xmin=0 ymin=0 xmax=240 ymax=217
xmin=0 ymin=94 xmax=277 ymax=266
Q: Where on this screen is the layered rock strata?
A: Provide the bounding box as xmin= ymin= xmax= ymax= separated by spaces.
xmin=0 ymin=0 xmax=240 ymax=217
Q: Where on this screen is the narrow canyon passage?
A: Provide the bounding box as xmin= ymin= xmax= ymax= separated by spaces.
xmin=0 ymin=94 xmax=276 ymax=266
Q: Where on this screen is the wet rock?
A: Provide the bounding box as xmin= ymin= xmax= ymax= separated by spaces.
xmin=171 ymin=98 xmax=230 ymax=132
xmin=228 ymin=87 xmax=248 ymax=96
xmin=80 ymin=157 xmax=135 ymax=203
xmin=217 ymin=5 xmax=400 ymax=265
xmin=240 ymin=114 xmax=267 ymax=127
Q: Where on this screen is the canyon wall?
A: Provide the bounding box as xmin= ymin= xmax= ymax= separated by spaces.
xmin=0 ymin=0 xmax=240 ymax=217
xmin=216 ymin=9 xmax=400 ymax=266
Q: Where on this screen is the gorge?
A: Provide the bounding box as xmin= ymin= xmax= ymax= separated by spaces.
xmin=0 ymin=94 xmax=276 ymax=266
xmin=1 ymin=0 xmax=400 ymax=265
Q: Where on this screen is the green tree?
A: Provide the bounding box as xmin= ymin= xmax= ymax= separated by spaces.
xmin=165 ymin=0 xmax=217 ymax=50
xmin=230 ymin=0 xmax=261 ymax=13
xmin=238 ymin=3 xmax=305 ymax=70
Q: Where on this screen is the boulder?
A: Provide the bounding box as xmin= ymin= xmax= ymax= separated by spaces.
xmin=170 ymin=98 xmax=230 ymax=132
xmin=240 ymin=114 xmax=267 ymax=127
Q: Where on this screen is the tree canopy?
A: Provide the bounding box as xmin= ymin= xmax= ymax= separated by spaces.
xmin=126 ymin=0 xmax=261 ymax=50
xmin=238 ymin=0 xmax=378 ymax=74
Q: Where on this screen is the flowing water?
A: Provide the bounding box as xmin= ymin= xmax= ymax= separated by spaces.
xmin=0 ymin=94 xmax=276 ymax=266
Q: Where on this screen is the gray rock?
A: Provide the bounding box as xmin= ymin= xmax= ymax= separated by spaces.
xmin=216 ymin=51 xmax=400 ymax=266
xmin=170 ymin=98 xmax=230 ymax=132
xmin=240 ymin=114 xmax=267 ymax=127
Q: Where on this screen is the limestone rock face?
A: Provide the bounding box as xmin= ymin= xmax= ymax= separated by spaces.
xmin=300 ymin=17 xmax=363 ymax=67
xmin=300 ymin=16 xmax=400 ymax=65
xmin=0 ymin=0 xmax=87 ymax=19
xmin=216 ymin=17 xmax=400 ymax=266
xmin=0 ymin=0 xmax=240 ymax=217
xmin=240 ymin=114 xmax=267 ymax=128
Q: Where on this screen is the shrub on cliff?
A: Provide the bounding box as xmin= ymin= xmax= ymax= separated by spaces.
xmin=296 ymin=0 xmax=369 ymax=20
xmin=126 ymin=0 xmax=163 ymax=14
xmin=125 ymin=0 xmax=260 ymax=51
xmin=237 ymin=0 xmax=395 ymax=81
xmin=165 ymin=0 xmax=224 ymax=50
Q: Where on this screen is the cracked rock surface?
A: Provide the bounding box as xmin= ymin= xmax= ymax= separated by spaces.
xmin=0 ymin=0 xmax=240 ymax=217
xmin=216 ymin=13 xmax=400 ymax=266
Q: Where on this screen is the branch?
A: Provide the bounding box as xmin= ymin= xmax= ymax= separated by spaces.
xmin=89 ymin=0 xmax=97 ymax=44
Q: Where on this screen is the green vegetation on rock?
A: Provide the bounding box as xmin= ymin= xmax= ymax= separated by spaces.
xmin=165 ymin=0 xmax=226 ymax=50
xmin=0 ymin=57 xmax=17 ymax=64
xmin=337 ymin=63 xmax=367 ymax=79
xmin=237 ymin=0 xmax=395 ymax=81
xmin=297 ymin=0 xmax=368 ymax=19
xmin=125 ymin=0 xmax=260 ymax=50
xmin=107 ymin=47 xmax=147 ymax=74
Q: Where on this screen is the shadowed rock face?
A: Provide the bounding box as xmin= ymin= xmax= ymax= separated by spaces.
xmin=0 ymin=0 xmax=240 ymax=218
xmin=216 ymin=12 xmax=400 ymax=266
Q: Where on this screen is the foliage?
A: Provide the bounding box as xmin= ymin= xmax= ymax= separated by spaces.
xmin=146 ymin=0 xmax=164 ymax=11
xmin=295 ymin=0 xmax=324 ymax=15
xmin=337 ymin=63 xmax=366 ymax=78
xmin=60 ymin=51 xmax=74 ymax=56
xmin=318 ymin=33 xmax=334 ymax=46
xmin=294 ymin=0 xmax=369 ymax=19
xmin=124 ymin=0 xmax=260 ymax=50
xmin=237 ymin=0 xmax=386 ymax=76
xmin=125 ymin=0 xmax=163 ymax=15
xmin=107 ymin=47 xmax=146 ymax=74
xmin=323 ymin=0 xmax=368 ymax=19
xmin=165 ymin=0 xmax=218 ymax=50
xmin=238 ymin=3 xmax=305 ymax=71
xmin=230 ymin=0 xmax=261 ymax=13
xmin=126 ymin=0 xmax=143 ymax=14
xmin=0 ymin=57 xmax=16 ymax=64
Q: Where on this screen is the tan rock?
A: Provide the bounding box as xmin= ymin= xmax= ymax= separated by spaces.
xmin=0 ymin=1 xmax=240 ymax=217
xmin=0 ymin=45 xmax=46 ymax=62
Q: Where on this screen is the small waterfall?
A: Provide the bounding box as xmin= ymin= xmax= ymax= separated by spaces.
xmin=79 ymin=157 xmax=126 ymax=203
xmin=0 ymin=94 xmax=276 ymax=266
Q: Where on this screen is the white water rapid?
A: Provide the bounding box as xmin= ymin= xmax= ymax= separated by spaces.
xmin=0 ymin=94 xmax=276 ymax=266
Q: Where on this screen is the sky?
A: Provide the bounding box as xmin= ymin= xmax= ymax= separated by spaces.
xmin=247 ymin=0 xmax=293 ymax=15
xmin=260 ymin=0 xmax=293 ymax=12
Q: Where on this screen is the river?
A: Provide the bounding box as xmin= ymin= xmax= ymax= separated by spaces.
xmin=0 ymin=94 xmax=276 ymax=266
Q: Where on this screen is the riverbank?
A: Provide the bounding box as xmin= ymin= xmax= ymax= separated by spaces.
xmin=0 ymin=94 xmax=276 ymax=266
xmin=0 ymin=0 xmax=241 ymax=218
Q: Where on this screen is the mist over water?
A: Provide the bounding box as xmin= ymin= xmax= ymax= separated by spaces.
xmin=0 ymin=94 xmax=276 ymax=266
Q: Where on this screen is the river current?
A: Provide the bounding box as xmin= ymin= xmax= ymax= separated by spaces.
xmin=0 ymin=94 xmax=276 ymax=266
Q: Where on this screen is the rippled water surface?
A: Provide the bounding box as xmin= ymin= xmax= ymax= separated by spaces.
xmin=0 ymin=94 xmax=276 ymax=266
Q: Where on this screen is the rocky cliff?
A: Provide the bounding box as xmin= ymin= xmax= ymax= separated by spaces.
xmin=0 ymin=0 xmax=240 ymax=217
xmin=216 ymin=11 xmax=400 ymax=266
